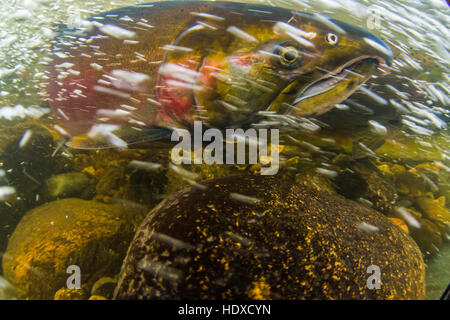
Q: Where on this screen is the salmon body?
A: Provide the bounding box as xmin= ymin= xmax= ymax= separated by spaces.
xmin=44 ymin=1 xmax=392 ymax=148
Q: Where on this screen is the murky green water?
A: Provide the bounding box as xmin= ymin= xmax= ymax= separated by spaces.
xmin=0 ymin=0 xmax=448 ymax=300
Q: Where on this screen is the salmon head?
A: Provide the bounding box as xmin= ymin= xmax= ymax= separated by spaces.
xmin=159 ymin=2 xmax=393 ymax=129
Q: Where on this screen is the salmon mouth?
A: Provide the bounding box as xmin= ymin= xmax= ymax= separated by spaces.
xmin=293 ymin=56 xmax=387 ymax=106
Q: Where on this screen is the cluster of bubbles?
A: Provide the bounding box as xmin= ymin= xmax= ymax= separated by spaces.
xmin=0 ymin=0 xmax=448 ymax=183
xmin=0 ymin=0 xmax=151 ymax=108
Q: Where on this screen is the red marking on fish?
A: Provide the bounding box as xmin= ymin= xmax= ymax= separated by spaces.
xmin=230 ymin=53 xmax=255 ymax=68
xmin=197 ymin=59 xmax=225 ymax=90
xmin=156 ymin=60 xmax=200 ymax=121
xmin=46 ymin=69 xmax=115 ymax=135
xmin=157 ymin=75 xmax=195 ymax=119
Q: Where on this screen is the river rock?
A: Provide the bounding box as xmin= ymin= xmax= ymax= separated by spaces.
xmin=114 ymin=175 xmax=425 ymax=300
xmin=2 ymin=198 xmax=136 ymax=299
xmin=44 ymin=172 xmax=95 ymax=200
xmin=0 ymin=122 xmax=71 ymax=255
xmin=416 ymin=196 xmax=450 ymax=224
xmin=409 ymin=218 xmax=443 ymax=255
xmin=91 ymin=276 xmax=117 ymax=299
xmin=334 ymin=160 xmax=398 ymax=213
xmin=54 ymin=288 xmax=88 ymax=300
xmin=89 ymin=295 xmax=107 ymax=300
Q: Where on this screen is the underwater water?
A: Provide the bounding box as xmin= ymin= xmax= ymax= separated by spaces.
xmin=0 ymin=0 xmax=448 ymax=300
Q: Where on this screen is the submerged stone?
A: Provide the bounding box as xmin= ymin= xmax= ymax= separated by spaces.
xmin=91 ymin=277 xmax=117 ymax=299
xmin=334 ymin=160 xmax=398 ymax=213
xmin=115 ymin=175 xmax=425 ymax=300
xmin=89 ymin=295 xmax=108 ymax=300
xmin=44 ymin=172 xmax=95 ymax=200
xmin=2 ymin=198 xmax=136 ymax=299
xmin=409 ymin=218 xmax=443 ymax=255
xmin=54 ymin=288 xmax=88 ymax=300
xmin=72 ymin=148 xmax=169 ymax=211
xmin=0 ymin=122 xmax=71 ymax=254
xmin=416 ymin=196 xmax=450 ymax=224
xmin=388 ymin=217 xmax=409 ymax=234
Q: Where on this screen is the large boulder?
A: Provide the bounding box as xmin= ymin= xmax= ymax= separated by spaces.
xmin=115 ymin=175 xmax=425 ymax=300
xmin=2 ymin=198 xmax=136 ymax=299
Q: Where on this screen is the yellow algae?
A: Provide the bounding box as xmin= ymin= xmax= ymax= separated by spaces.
xmin=248 ymin=277 xmax=271 ymax=300
xmin=388 ymin=217 xmax=409 ymax=234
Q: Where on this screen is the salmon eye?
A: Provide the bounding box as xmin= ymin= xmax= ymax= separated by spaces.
xmin=326 ymin=32 xmax=338 ymax=45
xmin=282 ymin=47 xmax=298 ymax=63
xmin=274 ymin=42 xmax=303 ymax=69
